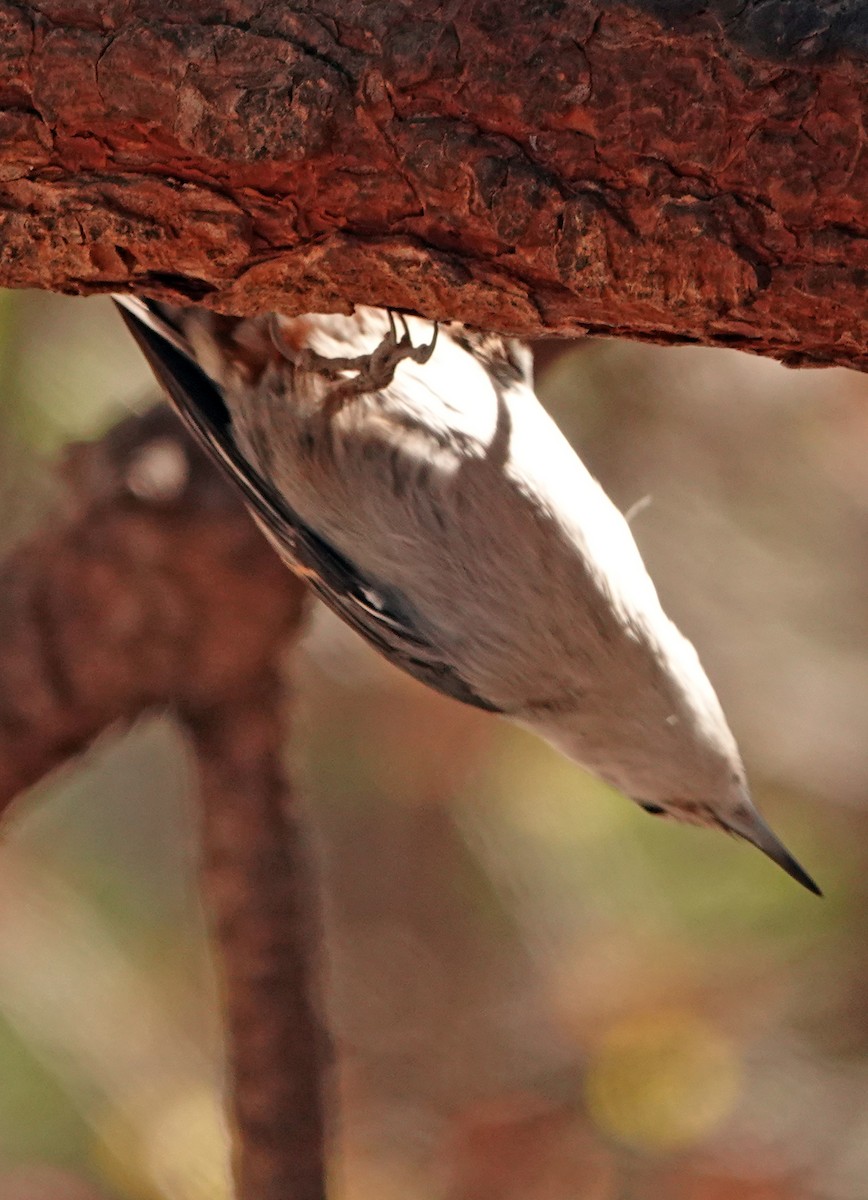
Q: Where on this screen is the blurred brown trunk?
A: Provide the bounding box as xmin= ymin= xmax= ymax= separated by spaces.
xmin=0 ymin=1 xmax=865 ymax=368
xmin=0 ymin=408 xmax=327 ymax=1200
xmin=191 ymin=675 xmax=328 ymax=1200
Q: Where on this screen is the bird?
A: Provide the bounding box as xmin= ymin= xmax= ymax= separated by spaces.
xmin=113 ymin=296 xmax=820 ymax=895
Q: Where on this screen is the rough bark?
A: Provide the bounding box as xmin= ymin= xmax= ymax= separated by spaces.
xmin=0 ymin=1 xmax=865 ymax=368
xmin=0 ymin=408 xmax=328 ymax=1200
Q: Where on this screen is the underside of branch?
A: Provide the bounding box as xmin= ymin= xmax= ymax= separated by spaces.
xmin=0 ymin=0 xmax=865 ymax=368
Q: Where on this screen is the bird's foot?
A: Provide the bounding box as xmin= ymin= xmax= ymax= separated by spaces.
xmin=274 ymin=311 xmax=438 ymax=398
xmin=360 ymin=311 xmax=439 ymax=394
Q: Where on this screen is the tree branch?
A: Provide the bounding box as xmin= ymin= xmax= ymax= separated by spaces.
xmin=0 ymin=408 xmax=327 ymax=1200
xmin=1 ymin=1 xmax=865 ymax=367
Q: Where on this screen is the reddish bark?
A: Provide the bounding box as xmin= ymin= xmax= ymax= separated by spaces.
xmin=0 ymin=1 xmax=865 ymax=368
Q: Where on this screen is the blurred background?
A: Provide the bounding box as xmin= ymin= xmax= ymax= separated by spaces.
xmin=0 ymin=289 xmax=866 ymax=1200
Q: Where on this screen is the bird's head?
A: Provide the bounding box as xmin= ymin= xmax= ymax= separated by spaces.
xmin=530 ymin=608 xmax=820 ymax=895
xmin=633 ymin=781 xmax=820 ymax=895
xmin=619 ymin=625 xmax=821 ymax=894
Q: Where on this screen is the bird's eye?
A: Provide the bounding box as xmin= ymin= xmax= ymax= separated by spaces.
xmin=638 ymin=802 xmax=666 ymax=816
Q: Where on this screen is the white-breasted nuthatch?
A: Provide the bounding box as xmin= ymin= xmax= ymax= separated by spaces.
xmin=114 ymin=297 xmax=819 ymax=894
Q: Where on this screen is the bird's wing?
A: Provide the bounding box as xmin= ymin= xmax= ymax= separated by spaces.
xmin=113 ymin=297 xmax=502 ymax=713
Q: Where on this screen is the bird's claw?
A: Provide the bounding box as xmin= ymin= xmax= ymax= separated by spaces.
xmin=313 ymin=310 xmax=438 ymax=400
xmin=366 ymin=311 xmax=438 ymax=389
xmin=275 ymin=310 xmax=439 ymax=407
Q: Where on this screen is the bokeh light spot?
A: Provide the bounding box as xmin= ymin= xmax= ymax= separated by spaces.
xmin=585 ymin=1009 xmax=740 ymax=1151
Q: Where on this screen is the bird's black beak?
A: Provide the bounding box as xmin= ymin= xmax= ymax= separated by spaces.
xmin=722 ymin=804 xmax=822 ymax=896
